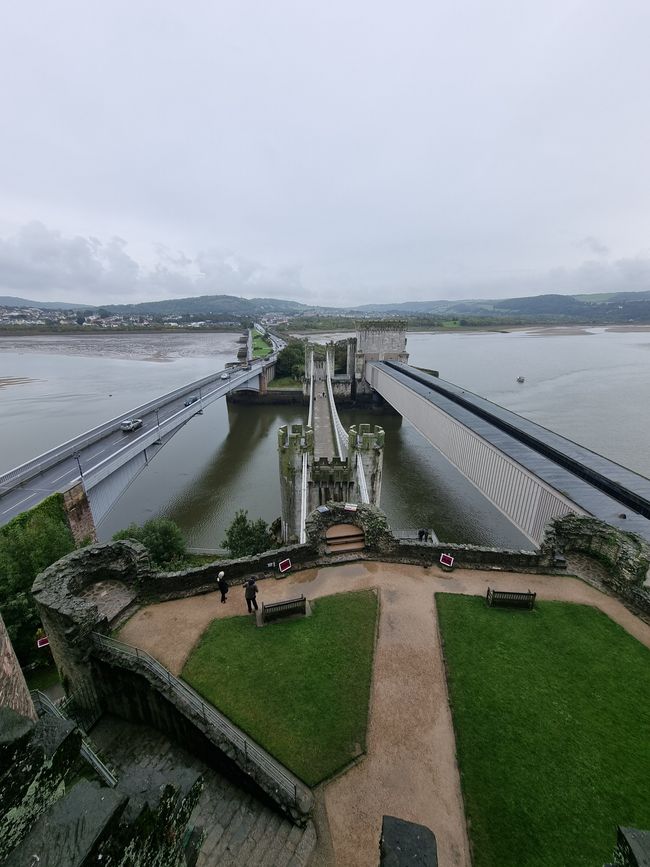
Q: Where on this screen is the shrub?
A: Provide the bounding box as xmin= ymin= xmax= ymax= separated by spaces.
xmin=113 ymin=518 xmax=186 ymax=566
xmin=223 ymin=510 xmax=273 ymax=558
xmin=0 ymin=495 xmax=76 ymax=665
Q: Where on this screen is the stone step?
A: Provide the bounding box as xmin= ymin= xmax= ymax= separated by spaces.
xmin=286 ymin=821 xmax=318 ymax=867
xmin=220 ymin=809 xmax=277 ymax=866
xmin=198 ymin=793 xmax=251 ymax=864
xmin=244 ymin=811 xmax=283 ymax=865
xmin=207 ymin=797 xmax=258 ymax=863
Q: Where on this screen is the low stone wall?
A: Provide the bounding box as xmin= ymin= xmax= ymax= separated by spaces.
xmin=387 ymin=541 xmax=542 ymax=572
xmin=544 ymin=515 xmax=650 ymax=618
xmin=150 ymin=542 xmax=317 ymax=601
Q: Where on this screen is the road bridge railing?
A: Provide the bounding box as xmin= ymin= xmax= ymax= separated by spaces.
xmin=91 ymin=632 xmax=311 ymax=821
xmin=0 ymin=357 xmax=275 ymax=497
xmin=82 ymin=363 xmax=272 ymax=490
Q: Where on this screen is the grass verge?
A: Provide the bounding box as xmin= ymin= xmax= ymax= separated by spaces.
xmin=182 ymin=589 xmax=378 ymax=785
xmin=252 ymin=333 xmax=272 ymax=358
xmin=267 ymin=376 xmax=302 ymax=389
xmin=436 ymin=594 xmax=650 ymax=867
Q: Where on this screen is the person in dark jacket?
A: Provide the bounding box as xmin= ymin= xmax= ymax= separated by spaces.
xmin=217 ymin=571 xmax=229 ymax=604
xmin=244 ymin=577 xmax=259 ymax=613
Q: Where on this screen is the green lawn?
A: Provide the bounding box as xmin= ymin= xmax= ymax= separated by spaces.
xmin=182 ymin=590 xmax=378 ymax=785
xmin=252 ymin=333 xmax=272 ymax=358
xmin=436 ymin=594 xmax=650 ymax=867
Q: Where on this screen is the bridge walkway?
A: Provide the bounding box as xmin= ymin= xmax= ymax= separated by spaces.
xmin=311 ymin=363 xmax=336 ymax=459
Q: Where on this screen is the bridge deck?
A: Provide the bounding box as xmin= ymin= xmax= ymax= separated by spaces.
xmin=373 ymin=361 xmax=650 ymax=542
xmin=311 ymin=366 xmax=336 ymax=460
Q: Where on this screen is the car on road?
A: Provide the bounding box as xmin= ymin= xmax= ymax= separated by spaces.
xmin=184 ymin=396 xmax=199 ymax=407
xmin=220 ymin=372 xmax=230 ymax=380
xmin=120 ymin=418 xmax=143 ymax=432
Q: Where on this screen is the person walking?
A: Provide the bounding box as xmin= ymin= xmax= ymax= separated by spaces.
xmin=217 ymin=571 xmax=229 ymax=604
xmin=245 ymin=577 xmax=259 ymax=613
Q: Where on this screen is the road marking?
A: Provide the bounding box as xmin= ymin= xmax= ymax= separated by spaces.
xmin=50 ymin=467 xmax=76 ymax=483
xmin=2 ymin=493 xmax=36 ymax=514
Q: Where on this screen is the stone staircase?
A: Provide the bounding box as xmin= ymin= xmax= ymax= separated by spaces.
xmin=92 ymin=715 xmax=316 ymax=867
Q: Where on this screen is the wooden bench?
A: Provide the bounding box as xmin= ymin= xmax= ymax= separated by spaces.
xmin=261 ymin=595 xmax=307 ymax=624
xmin=486 ymin=587 xmax=536 ymax=610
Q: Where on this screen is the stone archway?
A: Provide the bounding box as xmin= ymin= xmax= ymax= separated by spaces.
xmin=325 ymin=523 xmax=365 ymax=554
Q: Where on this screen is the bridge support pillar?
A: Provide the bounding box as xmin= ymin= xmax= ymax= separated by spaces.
xmin=62 ymin=483 xmax=97 ymax=544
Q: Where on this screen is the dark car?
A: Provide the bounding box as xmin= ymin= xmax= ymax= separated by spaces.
xmin=184 ymin=396 xmax=199 ymax=407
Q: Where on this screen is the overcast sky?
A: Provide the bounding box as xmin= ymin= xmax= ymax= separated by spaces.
xmin=1 ymin=0 xmax=650 ymax=307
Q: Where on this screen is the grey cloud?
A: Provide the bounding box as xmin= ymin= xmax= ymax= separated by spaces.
xmin=0 ymin=223 xmax=141 ymax=298
xmin=578 ymin=237 xmax=609 ymax=256
xmin=0 ymin=222 xmax=305 ymax=305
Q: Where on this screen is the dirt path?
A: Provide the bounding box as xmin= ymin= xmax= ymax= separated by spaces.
xmin=117 ymin=563 xmax=650 ymax=867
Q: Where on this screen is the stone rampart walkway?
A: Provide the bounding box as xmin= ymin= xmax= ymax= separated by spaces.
xmin=117 ymin=563 xmax=650 ymax=867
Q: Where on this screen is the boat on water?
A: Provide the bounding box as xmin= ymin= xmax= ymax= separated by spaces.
xmin=516 ymin=376 xmax=525 ymax=383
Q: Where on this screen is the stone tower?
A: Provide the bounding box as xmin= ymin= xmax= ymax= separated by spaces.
xmin=349 ymin=424 xmax=385 ymax=505
xmin=355 ymin=320 xmax=409 ymax=393
xmin=278 ymin=422 xmax=385 ymax=542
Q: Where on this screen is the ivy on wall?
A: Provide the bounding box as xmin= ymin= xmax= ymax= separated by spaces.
xmin=0 ymin=494 xmax=76 ymax=666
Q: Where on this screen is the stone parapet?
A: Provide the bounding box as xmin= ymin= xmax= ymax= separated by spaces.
xmin=543 ymin=515 xmax=650 ymax=618
xmin=31 ymin=541 xmax=152 ymax=699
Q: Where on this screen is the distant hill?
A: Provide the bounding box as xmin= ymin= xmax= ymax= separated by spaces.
xmin=0 ymin=295 xmax=89 ymax=310
xmin=103 ymin=294 xmax=310 ymax=317
xmin=3 ymin=287 xmax=650 ymax=324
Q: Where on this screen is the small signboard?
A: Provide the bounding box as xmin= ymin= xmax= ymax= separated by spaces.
xmin=279 ymin=558 xmax=292 ymax=573
xmin=37 ymin=636 xmax=50 ymax=649
xmin=439 ymin=553 xmax=455 ymax=569
xmin=343 ymin=503 xmax=358 ymax=512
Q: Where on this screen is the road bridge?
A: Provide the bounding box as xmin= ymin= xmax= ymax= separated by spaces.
xmin=367 ymin=360 xmax=650 ymax=545
xmin=0 ymin=332 xmax=284 ymax=529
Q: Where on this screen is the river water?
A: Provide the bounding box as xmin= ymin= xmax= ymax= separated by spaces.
xmin=1 ymin=327 xmax=649 ymax=548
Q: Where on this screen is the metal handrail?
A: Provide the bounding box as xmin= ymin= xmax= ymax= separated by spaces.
xmin=307 ymin=351 xmax=314 ymax=428
xmin=356 ymin=452 xmax=370 ymax=504
xmin=30 ymin=689 xmax=118 ymax=787
xmin=299 ymin=451 xmax=308 ymax=544
xmin=325 ymin=356 xmax=347 ymax=460
xmin=91 ymin=632 xmax=299 ymax=805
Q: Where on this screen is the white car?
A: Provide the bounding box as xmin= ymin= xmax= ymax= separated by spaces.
xmin=220 ymin=372 xmax=230 ymax=380
xmin=120 ymin=418 xmax=143 ymax=432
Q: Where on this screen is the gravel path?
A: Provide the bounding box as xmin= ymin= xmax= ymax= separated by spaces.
xmin=117 ymin=562 xmax=650 ymax=867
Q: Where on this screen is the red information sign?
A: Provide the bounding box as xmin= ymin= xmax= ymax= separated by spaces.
xmin=278 ymin=558 xmax=292 ymax=573
xmin=439 ymin=553 xmax=455 ymax=568
xmin=37 ymin=636 xmax=50 ymax=649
